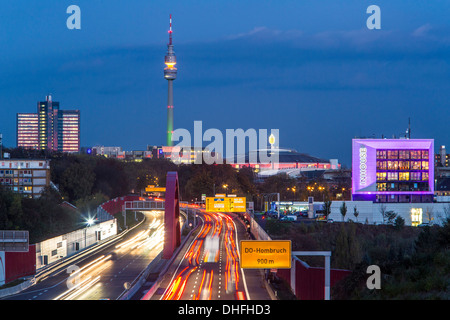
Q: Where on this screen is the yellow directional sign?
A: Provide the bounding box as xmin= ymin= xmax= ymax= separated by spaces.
xmin=240 ymin=240 xmax=291 ymax=269
xmin=206 ymin=197 xmax=225 ymax=211
xmin=145 ymin=186 xmax=166 ymax=192
xmin=227 ymin=197 xmax=246 ymax=212
xmin=205 ymin=196 xmax=246 ymax=212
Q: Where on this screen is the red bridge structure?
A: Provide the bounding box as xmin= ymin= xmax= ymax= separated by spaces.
xmin=163 ymin=171 xmax=181 ymax=259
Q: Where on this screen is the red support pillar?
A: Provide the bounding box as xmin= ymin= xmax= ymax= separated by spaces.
xmin=163 ymin=171 xmax=181 ymax=259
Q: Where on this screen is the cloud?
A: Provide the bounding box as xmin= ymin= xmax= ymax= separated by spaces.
xmin=226 ymin=26 xmax=303 ymax=42
xmin=412 ymin=24 xmax=433 ymax=37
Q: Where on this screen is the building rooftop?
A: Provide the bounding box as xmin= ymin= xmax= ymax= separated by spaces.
xmin=232 ymin=148 xmax=330 ymax=164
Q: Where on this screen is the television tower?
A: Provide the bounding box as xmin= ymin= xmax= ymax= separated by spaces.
xmin=164 ymin=14 xmax=177 ymax=146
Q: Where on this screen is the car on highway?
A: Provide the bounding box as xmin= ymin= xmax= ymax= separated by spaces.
xmin=280 ymin=215 xmax=297 ymax=222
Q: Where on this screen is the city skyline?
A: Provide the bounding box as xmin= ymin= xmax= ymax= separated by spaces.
xmin=1 ymin=1 xmax=450 ymax=166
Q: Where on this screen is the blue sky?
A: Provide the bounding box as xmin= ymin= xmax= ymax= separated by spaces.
xmin=1 ymin=0 xmax=450 ymax=166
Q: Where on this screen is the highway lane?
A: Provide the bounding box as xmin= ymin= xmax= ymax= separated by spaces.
xmin=159 ymin=210 xmax=268 ymax=301
xmin=2 ymin=210 xmax=166 ymax=301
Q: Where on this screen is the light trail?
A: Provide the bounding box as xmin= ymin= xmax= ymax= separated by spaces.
xmin=162 ymin=210 xmax=246 ymax=300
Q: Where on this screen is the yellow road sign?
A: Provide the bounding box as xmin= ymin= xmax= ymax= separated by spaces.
xmin=228 ymin=197 xmax=246 ymax=212
xmin=240 ymin=240 xmax=291 ymax=269
xmin=145 ymin=187 xmax=166 ymax=192
xmin=205 ymin=196 xmax=246 ymax=212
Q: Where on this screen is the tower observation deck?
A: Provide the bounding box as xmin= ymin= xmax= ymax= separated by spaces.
xmin=164 ymin=15 xmax=177 ymax=147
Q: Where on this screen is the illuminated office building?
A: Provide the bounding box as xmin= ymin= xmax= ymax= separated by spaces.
xmin=57 ymin=110 xmax=80 ymax=153
xmin=16 ymin=113 xmax=39 ymax=149
xmin=17 ymin=95 xmax=80 ymax=153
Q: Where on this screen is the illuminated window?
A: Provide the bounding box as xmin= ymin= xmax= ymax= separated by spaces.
xmin=387 ymin=161 xmax=398 ymax=170
xmin=410 ymin=151 xmax=421 ymax=160
xmin=411 ymin=161 xmax=421 ymax=170
xmin=398 ymin=161 xmax=409 ymax=170
xmin=377 ymin=161 xmax=387 ymax=170
xmin=411 ymin=208 xmax=423 ymax=227
xmin=411 ymin=172 xmax=421 ymax=180
xmin=421 ymin=161 xmax=429 ymax=170
xmin=377 ymin=183 xmax=387 ymax=191
xmin=387 ymin=150 xmax=398 ymax=159
xmin=399 ymin=172 xmax=410 ymax=181
xmin=387 ymin=172 xmax=398 ymax=180
xmin=399 ymin=150 xmax=410 ymax=159
xmin=377 ymin=150 xmax=387 ymax=159
xmin=377 ymin=172 xmax=386 ymax=181
xmin=422 ymin=172 xmax=429 ymax=181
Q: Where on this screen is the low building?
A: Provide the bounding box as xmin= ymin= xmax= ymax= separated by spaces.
xmin=229 ymin=148 xmax=340 ymax=177
xmin=148 ymin=145 xmax=222 ymax=164
xmin=270 ymin=200 xmax=450 ymax=226
xmin=327 ymin=200 xmax=450 ymax=226
xmin=0 ymin=159 xmax=50 ymax=198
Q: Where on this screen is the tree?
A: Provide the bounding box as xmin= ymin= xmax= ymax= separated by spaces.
xmin=385 ymin=210 xmax=397 ymax=225
xmin=323 ymin=200 xmax=332 ymax=220
xmin=394 ymin=216 xmax=405 ymax=230
xmin=353 ymin=206 xmax=359 ymax=222
xmin=8 ymin=195 xmax=24 ymax=229
xmin=424 ymin=207 xmax=434 ymax=225
xmin=379 ymin=204 xmax=387 ymax=224
xmin=60 ymin=162 xmax=96 ymax=201
xmin=340 ymin=202 xmax=347 ymax=222
xmin=334 ymin=223 xmax=362 ymax=269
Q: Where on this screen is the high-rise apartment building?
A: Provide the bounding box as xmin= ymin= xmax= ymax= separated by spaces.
xmin=17 ymin=95 xmax=80 ymax=153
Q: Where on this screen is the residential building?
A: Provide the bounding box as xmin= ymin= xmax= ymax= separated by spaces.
xmin=0 ymin=159 xmax=50 ymax=198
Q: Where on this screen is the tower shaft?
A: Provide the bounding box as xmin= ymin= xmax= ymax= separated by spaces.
xmin=167 ymin=80 xmax=174 ymax=146
xmin=164 ymin=15 xmax=177 ymax=147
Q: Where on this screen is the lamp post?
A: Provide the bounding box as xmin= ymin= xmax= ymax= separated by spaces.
xmin=223 ymin=184 xmax=228 ymax=196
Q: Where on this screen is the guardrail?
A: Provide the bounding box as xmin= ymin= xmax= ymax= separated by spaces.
xmin=0 ymin=217 xmax=146 ymax=299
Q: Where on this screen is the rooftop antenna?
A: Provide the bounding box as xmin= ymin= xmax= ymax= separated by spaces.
xmin=168 ymin=14 xmax=173 ymax=45
xmin=408 ymin=117 xmax=411 ymax=139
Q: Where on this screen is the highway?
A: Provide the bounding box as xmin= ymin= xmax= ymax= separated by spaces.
xmin=151 ymin=210 xmax=272 ymax=300
xmin=2 ymin=211 xmax=165 ymax=300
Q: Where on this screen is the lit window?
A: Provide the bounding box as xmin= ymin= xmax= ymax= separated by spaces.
xmin=377 ymin=172 xmax=386 ymax=181
xmin=411 ymin=208 xmax=422 ymax=227
xmin=399 ymin=172 xmax=409 ymax=181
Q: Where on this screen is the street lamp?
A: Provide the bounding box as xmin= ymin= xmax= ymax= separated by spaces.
xmin=223 ymin=184 xmax=228 ymax=196
xmin=287 ymin=187 xmax=297 ymax=201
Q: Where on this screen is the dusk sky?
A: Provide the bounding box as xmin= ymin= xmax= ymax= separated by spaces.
xmin=1 ymin=0 xmax=450 ymax=166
